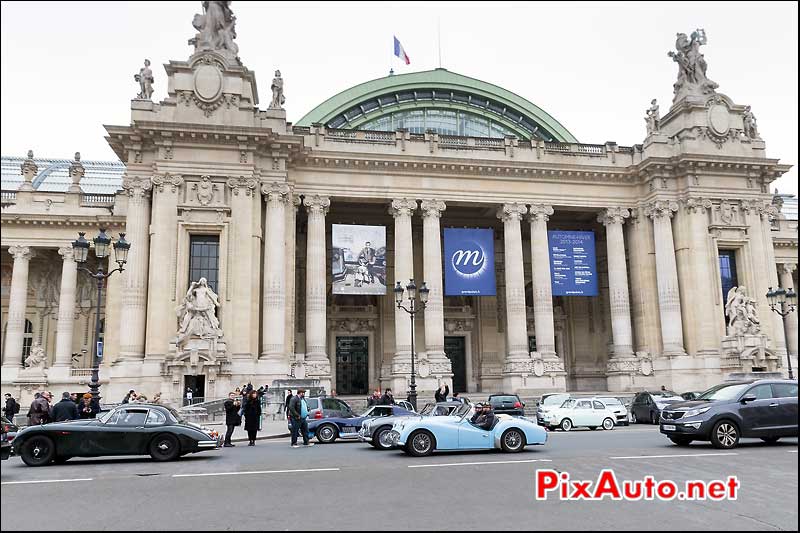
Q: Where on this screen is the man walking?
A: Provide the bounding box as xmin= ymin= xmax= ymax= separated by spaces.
xmin=4 ymin=393 xmax=20 ymax=421
xmin=223 ymin=392 xmax=241 ymax=447
xmin=51 ymin=392 xmax=80 ymax=422
xmin=380 ymin=388 xmax=394 ymax=405
xmin=288 ymin=389 xmax=314 ymax=448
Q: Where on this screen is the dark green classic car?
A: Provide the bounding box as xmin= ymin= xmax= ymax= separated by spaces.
xmin=12 ymin=404 xmax=221 ymax=466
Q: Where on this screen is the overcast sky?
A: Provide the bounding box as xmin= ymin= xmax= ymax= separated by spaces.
xmin=1 ymin=1 xmax=796 ymax=195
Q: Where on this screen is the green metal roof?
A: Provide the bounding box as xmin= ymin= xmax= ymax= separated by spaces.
xmin=296 ymin=68 xmax=577 ymax=143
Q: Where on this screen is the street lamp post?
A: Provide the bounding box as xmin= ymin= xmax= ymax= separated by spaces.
xmin=394 ymin=279 xmax=430 ymax=411
xmin=766 ymin=286 xmax=797 ymax=380
xmin=72 ymin=228 xmax=130 ymax=403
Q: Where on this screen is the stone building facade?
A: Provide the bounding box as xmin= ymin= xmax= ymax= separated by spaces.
xmin=1 ymin=6 xmax=797 ymax=405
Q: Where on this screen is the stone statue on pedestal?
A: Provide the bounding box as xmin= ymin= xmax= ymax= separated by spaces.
xmin=24 ymin=341 xmax=46 ymax=369
xmin=645 ymin=99 xmax=660 ymax=134
xmin=189 ymin=1 xmax=239 ymax=60
xmin=176 ymin=278 xmax=222 ymax=346
xmin=270 ymin=70 xmax=285 ymax=110
xmin=742 ymin=106 xmax=760 ymax=139
xmin=725 ymin=286 xmax=761 ymax=336
xmin=668 ymin=29 xmax=719 ymax=102
xmin=134 ymin=59 xmax=154 ymax=100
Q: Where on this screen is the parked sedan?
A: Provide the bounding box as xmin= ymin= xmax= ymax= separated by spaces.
xmin=544 ymin=398 xmax=619 ymax=431
xmin=390 ymin=402 xmax=547 ymax=456
xmin=596 ymin=396 xmax=629 ymax=426
xmin=359 ymin=401 xmax=463 ymax=449
xmin=536 ymin=393 xmax=571 ymax=426
xmin=660 ymin=379 xmax=798 ymax=449
xmin=487 ymin=394 xmax=526 ymax=416
xmin=11 ymin=404 xmax=220 ymax=466
xmin=305 ymin=403 xmax=415 ymax=444
xmin=630 ymin=391 xmax=684 ymax=424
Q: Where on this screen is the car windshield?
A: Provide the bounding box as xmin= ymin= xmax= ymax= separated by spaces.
xmin=454 ymin=403 xmax=471 ymax=418
xmin=653 ymin=391 xmax=680 ymax=398
xmin=696 ymin=383 xmax=751 ymax=401
xmin=598 ymin=398 xmax=622 ymax=406
xmin=165 ymin=407 xmax=185 ymax=424
xmin=544 ymin=394 xmax=570 ymax=406
xmin=97 ymin=409 xmax=115 ymax=423
xmin=419 ymin=403 xmax=435 ymax=416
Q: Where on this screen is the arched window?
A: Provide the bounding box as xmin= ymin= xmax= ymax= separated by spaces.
xmin=21 ymin=318 xmax=33 ymax=363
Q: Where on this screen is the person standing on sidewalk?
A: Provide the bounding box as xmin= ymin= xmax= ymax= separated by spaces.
xmin=288 ymin=389 xmax=314 ymax=448
xmin=51 ymin=392 xmax=80 ymax=422
xmin=223 ymin=392 xmax=241 ymax=447
xmin=243 ymin=390 xmax=261 ymax=446
xmin=283 ymin=390 xmax=293 ymax=419
xmin=4 ymin=393 xmax=20 ymax=421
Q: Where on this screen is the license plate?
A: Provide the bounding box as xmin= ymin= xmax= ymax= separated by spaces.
xmin=341 ymin=427 xmax=356 ymax=433
xmin=662 ymin=424 xmax=676 ymax=431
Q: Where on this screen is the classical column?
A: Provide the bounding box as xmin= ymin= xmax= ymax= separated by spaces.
xmin=2 ymin=246 xmax=34 ymax=367
xmin=118 ymin=176 xmax=152 ymax=361
xmin=420 ymin=199 xmax=448 ymax=365
xmin=498 ymin=203 xmax=529 ymax=361
xmin=261 ymin=182 xmax=291 ymax=361
xmin=53 ymin=247 xmax=78 ymax=368
xmin=145 ymin=173 xmax=183 ymax=359
xmin=682 ymin=198 xmax=718 ymax=355
xmin=390 ymin=198 xmax=417 ymax=360
xmin=759 ymin=204 xmax=787 ymax=359
xmin=599 ymin=207 xmax=634 ymax=358
xmin=645 ymin=200 xmax=686 ymax=356
xmin=305 ymin=195 xmax=331 ymax=372
xmin=779 ymin=263 xmax=798 ymax=359
xmin=528 ymin=203 xmax=557 ymax=358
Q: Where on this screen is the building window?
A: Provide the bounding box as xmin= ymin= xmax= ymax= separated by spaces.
xmin=189 ymin=235 xmax=220 ymax=292
xmin=719 ymin=250 xmax=739 ymax=323
xmin=21 ymin=318 xmax=33 ymax=363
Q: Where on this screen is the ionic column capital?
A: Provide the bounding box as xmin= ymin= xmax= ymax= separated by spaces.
xmin=780 ymin=263 xmax=797 ymax=277
xmin=598 ymin=207 xmax=631 ymax=226
xmin=58 ymin=247 xmax=75 ymax=261
xmin=528 ymin=203 xmax=554 ymax=223
xmin=644 ymin=200 xmax=679 ymax=220
xmin=151 ymin=173 xmax=184 ymax=193
xmin=389 ymin=198 xmax=417 ymax=218
xmin=261 ymin=181 xmax=291 ymax=203
xmin=122 ymin=175 xmax=153 ymax=198
xmin=8 ymin=245 xmax=34 ymax=261
xmin=682 ymin=197 xmax=713 ymax=214
xmin=497 ymin=202 xmax=527 ymax=222
xmin=304 ymin=194 xmax=331 ymax=214
xmin=225 ymin=176 xmax=257 ymax=196
xmin=420 ymin=199 xmax=446 ymax=218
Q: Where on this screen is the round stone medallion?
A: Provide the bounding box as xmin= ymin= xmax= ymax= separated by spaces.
xmin=193 ymin=64 xmax=223 ymax=102
xmin=532 ymin=359 xmax=545 ymax=377
xmin=707 ymin=104 xmax=730 ymax=136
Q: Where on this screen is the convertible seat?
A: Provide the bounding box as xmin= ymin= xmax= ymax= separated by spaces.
xmin=490 ymin=417 xmax=501 ymax=430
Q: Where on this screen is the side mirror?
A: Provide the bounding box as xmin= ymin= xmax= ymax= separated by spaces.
xmin=740 ymin=394 xmax=757 ymax=404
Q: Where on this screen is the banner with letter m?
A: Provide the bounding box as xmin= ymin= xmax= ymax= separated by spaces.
xmin=444 ymin=228 xmax=496 ymax=296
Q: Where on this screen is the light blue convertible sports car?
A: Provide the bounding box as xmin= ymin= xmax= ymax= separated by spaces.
xmin=389 ymin=402 xmax=547 ymax=456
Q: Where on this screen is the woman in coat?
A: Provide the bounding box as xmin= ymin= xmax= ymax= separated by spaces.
xmin=434 ymin=383 xmax=450 ymax=403
xmin=242 ymin=390 xmax=262 ymax=446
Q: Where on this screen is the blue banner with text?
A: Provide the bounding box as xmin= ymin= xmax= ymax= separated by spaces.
xmin=444 ymin=228 xmax=496 ymax=296
xmin=548 ymin=231 xmax=598 ymax=296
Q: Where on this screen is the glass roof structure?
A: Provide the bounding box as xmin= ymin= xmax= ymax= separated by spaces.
xmin=1 ymin=155 xmax=124 ymax=194
xmin=297 ymin=68 xmax=577 ymax=143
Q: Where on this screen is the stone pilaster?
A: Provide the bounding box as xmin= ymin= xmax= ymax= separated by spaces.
xmin=2 ymin=245 xmax=35 ymax=367
xmin=118 ymin=176 xmax=152 ymax=362
xmin=390 ymin=198 xmax=417 ymax=362
xmin=285 ymin=193 xmax=301 ymax=362
xmin=304 ymin=195 xmax=331 ymax=378
xmin=145 ymin=173 xmax=183 ymax=360
xmin=498 ymin=203 xmax=529 ymax=362
xmin=644 ymin=200 xmax=686 ymax=356
xmin=758 ymin=203 xmax=787 ymax=360
xmin=779 ymin=263 xmax=798 ymax=364
xmin=528 ymin=203 xmax=557 ymax=359
xmin=420 ymin=199 xmax=450 ymax=370
xmin=260 ymin=182 xmax=290 ymax=364
xmin=53 ymin=247 xmax=78 ymax=368
xmin=599 ymin=207 xmax=634 ymax=358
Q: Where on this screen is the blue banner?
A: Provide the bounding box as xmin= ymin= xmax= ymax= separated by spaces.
xmin=444 ymin=228 xmax=496 ymax=296
xmin=548 ymin=231 xmax=598 ymax=296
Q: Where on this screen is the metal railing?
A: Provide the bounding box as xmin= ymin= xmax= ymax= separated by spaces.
xmin=70 ymin=368 xmax=94 ymax=377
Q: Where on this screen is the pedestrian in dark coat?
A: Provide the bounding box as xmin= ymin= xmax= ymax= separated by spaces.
xmin=4 ymin=393 xmax=20 ymax=421
xmin=78 ymin=394 xmax=99 ymax=419
xmin=51 ymin=392 xmax=80 ymax=422
xmin=434 ymin=384 xmax=449 ymax=403
xmin=380 ymin=389 xmax=394 ymax=405
xmin=242 ymin=391 xmax=261 ymax=446
xmin=288 ymin=389 xmax=313 ymax=447
xmin=284 ymin=390 xmax=293 ymax=417
xmin=29 ymin=393 xmax=51 ymax=425
xmin=223 ymin=392 xmax=242 ymax=447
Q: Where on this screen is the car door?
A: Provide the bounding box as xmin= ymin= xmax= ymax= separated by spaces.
xmin=592 ymin=401 xmax=610 ymax=426
xmin=771 ymin=383 xmax=799 ymax=435
xmin=738 ymin=384 xmax=778 ymax=436
xmin=573 ymin=400 xmax=593 ymax=426
xmin=632 ymin=393 xmax=644 ymax=421
xmin=142 ymin=409 xmax=169 ymax=453
xmin=458 ymin=417 xmax=493 ymax=449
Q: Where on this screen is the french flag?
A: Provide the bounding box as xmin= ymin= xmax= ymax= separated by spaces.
xmin=393 ymin=36 xmax=410 ymax=65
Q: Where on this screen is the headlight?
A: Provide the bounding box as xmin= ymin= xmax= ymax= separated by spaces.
xmin=682 ymin=407 xmax=711 ymax=419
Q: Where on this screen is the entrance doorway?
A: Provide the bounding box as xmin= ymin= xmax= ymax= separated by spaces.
xmin=335 ymin=336 xmax=369 ymax=395
xmin=444 ymin=336 xmax=467 ymax=392
xmin=184 ymin=375 xmax=205 ymax=405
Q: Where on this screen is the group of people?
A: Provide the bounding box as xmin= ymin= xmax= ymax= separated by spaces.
xmin=3 ymin=391 xmax=102 ymax=425
xmin=222 ymin=382 xmax=270 ymax=447
xmin=122 ymin=389 xmax=161 ymax=405
xmin=366 ymin=388 xmax=395 ymax=406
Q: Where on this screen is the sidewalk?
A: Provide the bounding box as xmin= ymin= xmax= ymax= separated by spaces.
xmin=208 ymin=416 xmax=291 ymax=442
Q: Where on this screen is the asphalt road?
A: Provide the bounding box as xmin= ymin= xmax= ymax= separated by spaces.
xmin=1 ymin=425 xmax=797 ymax=531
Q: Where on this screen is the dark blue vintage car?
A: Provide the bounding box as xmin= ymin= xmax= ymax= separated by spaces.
xmin=290 ymin=403 xmax=415 ymax=443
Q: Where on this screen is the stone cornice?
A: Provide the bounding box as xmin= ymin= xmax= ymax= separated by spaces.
xmin=1 ymin=215 xmax=125 ymax=227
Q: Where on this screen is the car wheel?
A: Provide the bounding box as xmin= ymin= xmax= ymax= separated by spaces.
xmin=500 ymin=429 xmax=526 ymax=453
xmin=407 ymin=430 xmax=435 ymax=457
xmin=710 ymin=420 xmax=740 ymax=450
xmin=316 ymin=424 xmax=338 ymax=444
xmin=53 ymin=455 xmax=72 ymax=464
xmin=650 ymin=411 xmax=659 ymax=425
xmin=149 ymin=434 xmax=180 ymax=461
xmin=669 ymin=437 xmax=693 ymax=446
xmin=602 ymin=418 xmax=615 ymax=431
xmin=560 ymin=418 xmax=572 ymax=432
xmin=631 ymin=411 xmax=638 ymax=424
xmin=20 ymin=436 xmax=55 ymax=467
xmin=760 ymin=437 xmax=780 ymax=445
xmin=373 ymin=426 xmax=393 ymax=450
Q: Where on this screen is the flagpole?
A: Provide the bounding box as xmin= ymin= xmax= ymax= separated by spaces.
xmin=437 ymin=18 xmax=442 ymax=68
